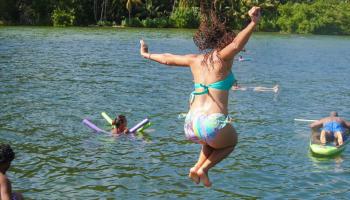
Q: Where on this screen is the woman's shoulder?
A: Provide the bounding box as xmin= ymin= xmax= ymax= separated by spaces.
xmin=187 ymin=54 xmax=203 ymax=67
xmin=186 ymin=54 xmax=202 ymax=60
xmin=0 ymin=173 xmax=10 ymax=185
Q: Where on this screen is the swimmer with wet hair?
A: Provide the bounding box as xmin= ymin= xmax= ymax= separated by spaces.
xmin=112 ymin=115 xmax=129 ymax=134
xmin=0 ymin=143 xmax=24 ymax=200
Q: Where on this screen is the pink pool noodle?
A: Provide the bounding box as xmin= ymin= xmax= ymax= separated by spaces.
xmin=129 ymin=118 xmax=149 ymax=133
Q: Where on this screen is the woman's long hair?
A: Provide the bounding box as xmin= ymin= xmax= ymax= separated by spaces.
xmin=193 ymin=0 xmax=236 ymax=68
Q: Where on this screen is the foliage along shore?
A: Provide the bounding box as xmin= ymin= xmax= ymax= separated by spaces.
xmin=1 ymin=0 xmax=350 ymax=35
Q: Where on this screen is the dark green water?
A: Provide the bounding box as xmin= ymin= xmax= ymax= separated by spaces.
xmin=1 ymin=27 xmax=350 ymax=199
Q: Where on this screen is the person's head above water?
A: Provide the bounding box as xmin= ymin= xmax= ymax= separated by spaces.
xmin=193 ymin=0 xmax=236 ymax=66
xmin=0 ymin=144 xmax=15 ymax=164
xmin=330 ymin=111 xmax=338 ymax=117
xmin=112 ymin=115 xmax=127 ymax=128
xmin=0 ymin=144 xmax=15 ymax=172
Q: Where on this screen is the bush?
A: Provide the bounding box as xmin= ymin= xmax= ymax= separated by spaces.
xmin=121 ymin=17 xmax=143 ymax=27
xmin=52 ymin=9 xmax=75 ymax=27
xmin=97 ymin=20 xmax=112 ymax=26
xmin=258 ymin=18 xmax=279 ymax=32
xmin=141 ymin=18 xmax=156 ymax=28
xmin=170 ymin=7 xmax=199 ymax=28
xmin=141 ymin=17 xmax=174 ymax=28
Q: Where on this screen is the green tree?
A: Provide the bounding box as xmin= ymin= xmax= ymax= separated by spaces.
xmin=277 ymin=0 xmax=350 ymax=35
xmin=52 ymin=8 xmax=75 ymax=26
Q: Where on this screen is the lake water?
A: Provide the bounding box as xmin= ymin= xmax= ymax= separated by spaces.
xmin=1 ymin=27 xmax=350 ymax=199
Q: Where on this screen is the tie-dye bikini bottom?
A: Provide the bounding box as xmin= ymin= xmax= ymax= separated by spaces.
xmin=184 ymin=111 xmax=230 ymax=144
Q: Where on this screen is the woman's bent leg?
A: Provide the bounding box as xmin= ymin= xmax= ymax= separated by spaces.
xmin=197 ymin=146 xmax=234 ymax=187
xmin=189 ymin=144 xmax=213 ymax=184
xmin=197 ymin=124 xmax=237 ymax=187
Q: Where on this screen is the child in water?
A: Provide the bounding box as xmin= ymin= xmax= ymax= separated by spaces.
xmin=112 ymin=115 xmax=129 ymax=134
xmin=232 ymin=80 xmax=247 ymax=91
xmin=0 ymin=143 xmax=24 ymax=200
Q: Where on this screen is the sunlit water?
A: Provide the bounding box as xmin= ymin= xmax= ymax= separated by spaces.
xmin=1 ymin=27 xmax=350 ymax=199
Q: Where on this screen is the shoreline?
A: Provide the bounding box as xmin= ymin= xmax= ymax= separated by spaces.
xmin=1 ymin=25 xmax=350 ymax=37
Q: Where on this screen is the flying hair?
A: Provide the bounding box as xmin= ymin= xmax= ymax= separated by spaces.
xmin=193 ymin=0 xmax=236 ymax=69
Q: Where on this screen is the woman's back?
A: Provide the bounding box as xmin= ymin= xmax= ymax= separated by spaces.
xmin=189 ymin=52 xmax=234 ymax=115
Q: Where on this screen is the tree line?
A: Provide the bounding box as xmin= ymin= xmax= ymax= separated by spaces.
xmin=1 ymin=0 xmax=350 ymax=35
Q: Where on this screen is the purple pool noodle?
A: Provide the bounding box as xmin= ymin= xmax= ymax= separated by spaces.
xmin=83 ymin=119 xmax=104 ymax=133
xmin=129 ymin=118 xmax=149 ymax=133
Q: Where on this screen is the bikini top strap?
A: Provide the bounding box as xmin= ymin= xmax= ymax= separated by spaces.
xmin=192 ymin=83 xmax=209 ymax=95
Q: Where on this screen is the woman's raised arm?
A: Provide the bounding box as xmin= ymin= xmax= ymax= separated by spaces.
xmin=219 ymin=6 xmax=261 ymax=61
xmin=140 ymin=40 xmax=196 ymax=67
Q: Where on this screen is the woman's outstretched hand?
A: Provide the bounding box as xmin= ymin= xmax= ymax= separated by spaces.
xmin=140 ymin=40 xmax=149 ymax=58
xmin=248 ymin=6 xmax=261 ymax=24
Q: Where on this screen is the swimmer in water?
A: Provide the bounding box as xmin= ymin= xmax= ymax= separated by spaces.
xmin=231 ymin=81 xmax=279 ymax=93
xmin=0 ymin=144 xmax=24 ymax=200
xmin=112 ymin=115 xmax=129 ymax=134
xmin=231 ymin=80 xmax=247 ymax=91
xmin=253 ymin=85 xmax=279 ymax=93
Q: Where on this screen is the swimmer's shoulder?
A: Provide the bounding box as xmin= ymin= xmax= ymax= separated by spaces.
xmin=0 ymin=173 xmax=11 ymax=186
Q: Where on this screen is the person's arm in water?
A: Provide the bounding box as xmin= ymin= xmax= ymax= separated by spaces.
xmin=140 ymin=40 xmax=196 ymax=67
xmin=219 ymin=6 xmax=261 ymax=61
xmin=0 ymin=175 xmax=12 ymax=200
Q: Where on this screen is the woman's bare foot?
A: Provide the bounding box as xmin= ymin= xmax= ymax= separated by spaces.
xmin=188 ymin=167 xmax=200 ymax=184
xmin=197 ymin=168 xmax=212 ymax=187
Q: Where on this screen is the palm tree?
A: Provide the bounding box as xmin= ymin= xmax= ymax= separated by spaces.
xmin=126 ymin=0 xmax=142 ymax=21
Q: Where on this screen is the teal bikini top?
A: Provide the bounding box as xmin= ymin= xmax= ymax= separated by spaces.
xmin=192 ymin=71 xmax=236 ymax=96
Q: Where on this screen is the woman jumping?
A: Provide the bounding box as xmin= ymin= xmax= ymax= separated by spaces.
xmin=140 ymin=2 xmax=261 ymax=187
